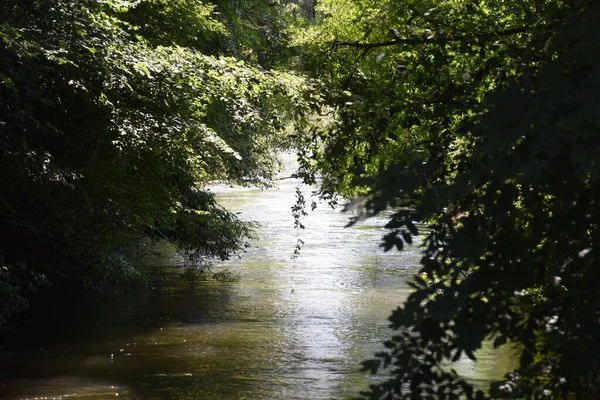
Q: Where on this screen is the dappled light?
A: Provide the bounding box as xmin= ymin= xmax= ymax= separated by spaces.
xmin=2 ymin=0 xmax=600 ymax=398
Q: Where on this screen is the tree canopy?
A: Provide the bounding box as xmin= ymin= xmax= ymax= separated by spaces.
xmin=291 ymin=0 xmax=600 ymax=398
xmin=0 ymin=0 xmax=317 ymax=325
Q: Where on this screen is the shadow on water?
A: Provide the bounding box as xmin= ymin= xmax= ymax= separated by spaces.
xmin=0 ymin=276 xmax=245 ymax=398
xmin=0 ymin=154 xmax=516 ymax=399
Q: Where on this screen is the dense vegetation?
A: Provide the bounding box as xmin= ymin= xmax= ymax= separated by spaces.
xmin=292 ymin=0 xmax=600 ymax=398
xmin=3 ymin=0 xmax=600 ymax=398
xmin=0 ymin=0 xmax=316 ymax=325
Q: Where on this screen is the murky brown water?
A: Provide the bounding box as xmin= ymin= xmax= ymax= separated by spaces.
xmin=0 ymin=154 xmax=516 ymax=399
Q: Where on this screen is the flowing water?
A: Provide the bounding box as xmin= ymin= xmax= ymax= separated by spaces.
xmin=0 ymin=155 xmax=516 ymax=399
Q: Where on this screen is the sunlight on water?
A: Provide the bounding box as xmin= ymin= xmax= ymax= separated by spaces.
xmin=0 ymin=153 xmax=513 ymax=399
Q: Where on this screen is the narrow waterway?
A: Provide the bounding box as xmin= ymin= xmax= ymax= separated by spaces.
xmin=0 ymin=155 xmax=516 ymax=399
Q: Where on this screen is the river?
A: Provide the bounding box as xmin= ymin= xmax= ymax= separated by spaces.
xmin=0 ymin=155 xmax=516 ymax=399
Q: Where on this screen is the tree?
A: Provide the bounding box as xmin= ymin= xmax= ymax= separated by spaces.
xmin=292 ymin=0 xmax=600 ymax=398
xmin=0 ymin=0 xmax=315 ymax=326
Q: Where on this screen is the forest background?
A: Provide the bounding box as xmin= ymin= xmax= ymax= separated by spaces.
xmin=1 ymin=0 xmax=599 ymax=398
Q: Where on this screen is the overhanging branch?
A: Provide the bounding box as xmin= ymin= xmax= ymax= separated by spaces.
xmin=332 ymin=26 xmax=535 ymax=50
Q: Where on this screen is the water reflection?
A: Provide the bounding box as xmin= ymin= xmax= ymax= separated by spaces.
xmin=202 ymin=175 xmax=413 ymax=399
xmin=0 ymin=155 xmax=513 ymax=399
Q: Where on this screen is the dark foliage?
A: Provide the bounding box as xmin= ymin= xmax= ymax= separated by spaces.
xmin=294 ymin=0 xmax=600 ymax=397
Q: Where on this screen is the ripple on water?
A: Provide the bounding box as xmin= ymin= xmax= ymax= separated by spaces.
xmin=0 ymin=155 xmax=512 ymax=399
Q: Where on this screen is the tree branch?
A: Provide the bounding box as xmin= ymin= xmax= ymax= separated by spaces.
xmin=332 ymin=26 xmax=534 ymax=50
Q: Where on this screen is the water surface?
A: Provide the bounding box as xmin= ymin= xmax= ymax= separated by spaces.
xmin=0 ymin=156 xmax=515 ymax=399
